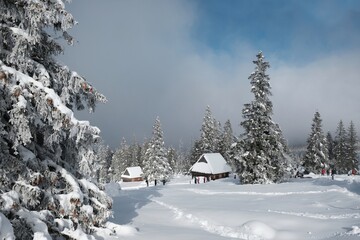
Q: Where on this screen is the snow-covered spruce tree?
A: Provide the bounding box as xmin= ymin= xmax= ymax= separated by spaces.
xmin=326 ymin=132 xmax=335 ymax=163
xmin=302 ymin=111 xmax=329 ymax=173
xmin=139 ymin=138 xmax=151 ymax=169
xmin=189 ymin=139 xmax=202 ymax=165
xmin=346 ymin=121 xmax=358 ymax=171
xmin=97 ymin=143 xmax=113 ymax=184
xmin=218 ymin=119 xmax=236 ymax=169
xmin=128 ymin=140 xmax=142 ymax=168
xmin=166 ymin=147 xmax=177 ymax=174
xmin=199 ymin=106 xmax=218 ymax=153
xmin=237 ymin=52 xmax=289 ymax=184
xmin=143 ymin=117 xmax=172 ymax=183
xmin=333 ymin=120 xmax=348 ymax=173
xmin=111 ymin=138 xmax=131 ymax=182
xmin=0 ymin=1 xmax=112 ymax=238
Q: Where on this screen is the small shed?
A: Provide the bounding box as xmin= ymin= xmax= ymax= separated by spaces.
xmin=190 ymin=153 xmax=231 ymax=180
xmin=121 ymin=166 xmax=144 ymax=182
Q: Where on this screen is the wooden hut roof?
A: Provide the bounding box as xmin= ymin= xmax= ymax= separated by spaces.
xmin=190 ymin=153 xmax=231 ymax=174
xmin=121 ymin=166 xmax=143 ymax=179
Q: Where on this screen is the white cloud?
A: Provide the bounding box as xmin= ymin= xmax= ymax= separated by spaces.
xmin=62 ymin=1 xmax=360 ymax=148
xmin=271 ymin=49 xmax=360 ymax=144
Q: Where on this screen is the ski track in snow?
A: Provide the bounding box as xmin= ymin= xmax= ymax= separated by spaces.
xmin=185 ymin=188 xmax=354 ymax=197
xmin=152 ymin=199 xmax=255 ymax=239
xmin=267 ymin=209 xmax=360 ymax=220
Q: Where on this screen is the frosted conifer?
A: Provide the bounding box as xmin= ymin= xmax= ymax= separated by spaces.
xmin=143 ymin=117 xmax=172 ymax=183
xmin=346 ymin=121 xmax=358 ymax=171
xmin=237 ymin=52 xmax=289 ymax=184
xmin=97 ymin=143 xmax=113 ymax=184
xmin=111 ymin=138 xmax=131 ymax=181
xmin=0 ymin=1 xmax=112 ymax=238
xmin=199 ymin=106 xmax=218 ymax=153
xmin=333 ymin=120 xmax=347 ymax=173
xmin=219 ymin=119 xmax=236 ymax=169
xmin=303 ymin=111 xmax=329 ymax=173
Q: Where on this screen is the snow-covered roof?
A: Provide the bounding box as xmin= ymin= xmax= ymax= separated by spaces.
xmin=121 ymin=166 xmax=143 ymax=178
xmin=190 ymin=153 xmax=231 ymax=174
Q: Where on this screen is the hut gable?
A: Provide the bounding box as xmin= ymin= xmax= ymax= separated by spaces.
xmin=190 ymin=153 xmax=231 ymax=180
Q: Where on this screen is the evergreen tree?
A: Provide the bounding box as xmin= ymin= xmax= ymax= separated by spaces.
xmin=131 ymin=141 xmax=142 ymax=167
xmin=0 ymin=1 xmax=111 ymax=237
xmin=302 ymin=111 xmax=329 ymax=173
xmin=143 ymin=117 xmax=172 ymax=183
xmin=236 ymin=52 xmax=289 ymax=184
xmin=346 ymin=121 xmax=358 ymax=171
xmin=219 ymin=119 xmax=236 ymax=169
xmin=166 ymin=147 xmax=177 ymax=174
xmin=139 ymin=138 xmax=151 ymax=169
xmin=334 ymin=120 xmax=348 ymax=173
xmin=326 ymin=132 xmax=335 ymax=162
xmin=199 ymin=106 xmax=218 ymax=153
xmin=97 ymin=143 xmax=113 ymax=184
xmin=111 ymin=138 xmax=131 ymax=181
xmin=189 ymin=139 xmax=202 ymax=165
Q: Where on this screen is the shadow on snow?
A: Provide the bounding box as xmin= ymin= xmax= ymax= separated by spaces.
xmin=110 ymin=186 xmax=162 ymax=225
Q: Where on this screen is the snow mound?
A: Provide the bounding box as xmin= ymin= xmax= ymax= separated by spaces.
xmin=238 ymin=220 xmax=276 ymax=240
xmin=105 ymin=222 xmax=138 ymax=236
xmin=347 ymin=226 xmax=360 ymax=236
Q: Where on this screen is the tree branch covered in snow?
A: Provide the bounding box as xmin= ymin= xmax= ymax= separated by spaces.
xmin=0 ymin=0 xmax=115 ymax=238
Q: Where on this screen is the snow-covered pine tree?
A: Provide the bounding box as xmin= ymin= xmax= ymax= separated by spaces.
xmin=189 ymin=139 xmax=202 ymax=165
xmin=143 ymin=117 xmax=172 ymax=183
xmin=333 ymin=120 xmax=348 ymax=173
xmin=237 ymin=52 xmax=289 ymax=184
xmin=346 ymin=121 xmax=358 ymax=171
xmin=128 ymin=140 xmax=142 ymax=168
xmin=0 ymin=1 xmax=112 ymax=238
xmin=199 ymin=105 xmax=218 ymax=153
xmin=97 ymin=143 xmax=113 ymax=184
xmin=302 ymin=111 xmax=329 ymax=173
xmin=218 ymin=119 xmax=236 ymax=169
xmin=139 ymin=138 xmax=151 ymax=169
xmin=326 ymin=132 xmax=335 ymax=162
xmin=166 ymin=147 xmax=177 ymax=174
xmin=111 ymin=138 xmax=131 ymax=181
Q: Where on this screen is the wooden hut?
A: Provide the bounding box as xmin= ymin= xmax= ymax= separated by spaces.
xmin=121 ymin=166 xmax=144 ymax=182
xmin=190 ymin=153 xmax=231 ymax=180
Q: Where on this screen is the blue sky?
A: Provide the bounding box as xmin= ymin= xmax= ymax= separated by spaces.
xmin=192 ymin=0 xmax=360 ymax=62
xmin=61 ymin=0 xmax=360 ymax=149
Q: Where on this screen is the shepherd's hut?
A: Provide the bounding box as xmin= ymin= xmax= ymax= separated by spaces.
xmin=121 ymin=166 xmax=144 ymax=182
xmin=190 ymin=153 xmax=231 ymax=180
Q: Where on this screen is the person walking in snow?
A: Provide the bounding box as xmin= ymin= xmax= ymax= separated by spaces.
xmin=145 ymin=179 xmax=149 ymax=187
xmin=331 ymin=168 xmax=336 ymax=180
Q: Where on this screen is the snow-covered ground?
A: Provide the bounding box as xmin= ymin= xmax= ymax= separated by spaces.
xmin=100 ymin=174 xmax=360 ymax=240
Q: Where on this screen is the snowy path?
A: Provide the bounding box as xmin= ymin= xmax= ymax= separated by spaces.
xmin=152 ymin=199 xmax=253 ymax=239
xmin=107 ymin=175 xmax=360 ymax=240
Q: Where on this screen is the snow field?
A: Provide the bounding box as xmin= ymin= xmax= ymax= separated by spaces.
xmin=103 ymin=175 xmax=360 ymax=240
